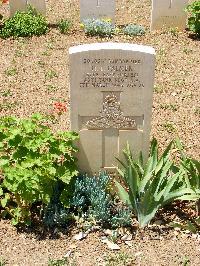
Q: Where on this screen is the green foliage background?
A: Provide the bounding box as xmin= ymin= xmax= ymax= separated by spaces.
xmin=186 ymin=1 xmax=200 ymax=35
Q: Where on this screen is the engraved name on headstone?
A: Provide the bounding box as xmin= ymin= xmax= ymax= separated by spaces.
xmin=151 ymin=0 xmax=188 ymax=31
xmin=80 ymin=0 xmax=115 ymax=22
xmin=10 ymin=0 xmax=46 ymax=17
xmin=69 ymin=43 xmax=155 ymax=174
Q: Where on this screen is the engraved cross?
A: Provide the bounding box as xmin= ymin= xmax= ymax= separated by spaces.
xmin=97 ymin=0 xmax=100 ymax=7
xmin=80 ymin=92 xmax=143 ymax=169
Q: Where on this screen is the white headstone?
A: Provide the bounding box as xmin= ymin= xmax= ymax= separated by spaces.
xmin=80 ymin=0 xmax=115 ymax=22
xmin=27 ymin=0 xmax=46 ymax=15
xmin=9 ymin=0 xmax=46 ymax=17
xmin=151 ymin=0 xmax=188 ymax=30
xmin=10 ymin=0 xmax=27 ymax=17
xmin=69 ymin=43 xmax=155 ymax=174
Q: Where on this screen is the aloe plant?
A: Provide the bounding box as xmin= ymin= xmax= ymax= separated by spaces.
xmin=115 ymin=138 xmax=200 ymax=228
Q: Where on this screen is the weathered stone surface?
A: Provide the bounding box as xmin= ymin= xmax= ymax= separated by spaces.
xmin=69 ymin=43 xmax=155 ymax=174
xmin=151 ymin=0 xmax=188 ymax=31
xmin=80 ymin=0 xmax=115 ymax=22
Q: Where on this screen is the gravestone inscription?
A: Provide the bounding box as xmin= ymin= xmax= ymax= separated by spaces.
xmin=69 ymin=43 xmax=155 ymax=174
xmin=151 ymin=0 xmax=188 ymax=30
xmin=80 ymin=0 xmax=115 ymax=22
xmin=10 ymin=0 xmax=46 ymax=17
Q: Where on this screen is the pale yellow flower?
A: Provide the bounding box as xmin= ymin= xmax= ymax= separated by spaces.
xmin=80 ymin=23 xmax=85 ymax=29
xmin=115 ymin=27 xmax=121 ymax=33
xmin=102 ymin=18 xmax=112 ymax=23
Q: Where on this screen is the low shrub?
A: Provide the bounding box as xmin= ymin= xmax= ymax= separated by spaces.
xmin=58 ymin=19 xmax=72 ymax=34
xmin=68 ymin=173 xmax=132 ymax=228
xmin=43 ymin=172 xmax=131 ymax=229
xmin=0 ymin=5 xmax=48 ymax=38
xmin=123 ymin=24 xmax=145 ymax=36
xmin=115 ymin=138 xmax=200 ymax=228
xmin=0 ymin=113 xmax=78 ymax=225
xmin=81 ymin=18 xmax=116 ymax=37
xmin=185 ymin=1 xmax=200 ymax=35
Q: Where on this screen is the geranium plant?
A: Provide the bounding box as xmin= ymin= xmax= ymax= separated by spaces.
xmin=0 ymin=113 xmax=79 ymax=225
xmin=185 ymin=1 xmax=200 ymax=35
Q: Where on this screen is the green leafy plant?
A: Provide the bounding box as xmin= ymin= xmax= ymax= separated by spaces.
xmin=81 ymin=18 xmax=116 ymax=37
xmin=45 ymin=69 xmax=58 ymax=79
xmin=0 ymin=5 xmax=48 ymax=38
xmin=171 ymin=216 xmax=200 ymax=234
xmin=182 ymin=256 xmax=190 ymax=266
xmin=115 ymin=138 xmax=200 ymax=228
xmin=162 ymin=121 xmax=176 ymax=133
xmin=48 ymin=258 xmax=68 ymax=266
xmin=105 ymin=252 xmax=134 ymax=266
xmin=1 ymin=89 xmax=12 ymax=97
xmin=176 ymin=138 xmax=200 ymax=215
xmin=185 ymin=1 xmax=200 ymax=35
xmin=123 ymin=24 xmax=145 ymax=36
xmin=5 ymin=67 xmax=18 ymax=76
xmin=0 ymin=101 xmax=19 ymax=111
xmin=0 ymin=114 xmax=78 ymax=225
xmin=68 ymin=173 xmax=131 ymax=228
xmin=168 ymin=27 xmax=179 ymax=37
xmin=48 ymin=257 xmax=77 ymax=266
xmin=0 ymin=256 xmax=7 ymax=266
xmin=58 ymin=19 xmax=72 ymax=34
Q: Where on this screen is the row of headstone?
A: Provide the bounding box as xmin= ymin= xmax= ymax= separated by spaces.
xmin=7 ymin=1 xmax=187 ymax=174
xmin=69 ymin=43 xmax=155 ymax=174
xmin=68 ymin=2 xmax=188 ymax=174
xmin=81 ymin=0 xmax=188 ymax=31
xmin=9 ymin=0 xmax=189 ymax=31
xmin=9 ymin=0 xmax=46 ymax=17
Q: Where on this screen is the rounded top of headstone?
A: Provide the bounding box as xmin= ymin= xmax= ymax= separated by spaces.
xmin=69 ymin=43 xmax=155 ymax=55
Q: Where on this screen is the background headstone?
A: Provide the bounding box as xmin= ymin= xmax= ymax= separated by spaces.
xmin=10 ymin=0 xmax=27 ymax=16
xmin=9 ymin=0 xmax=46 ymax=17
xmin=27 ymin=0 xmax=46 ymax=15
xmin=151 ymin=0 xmax=189 ymax=30
xmin=80 ymin=0 xmax=115 ymax=22
xmin=69 ymin=43 xmax=155 ymax=174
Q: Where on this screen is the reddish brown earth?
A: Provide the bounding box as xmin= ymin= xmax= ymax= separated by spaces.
xmin=0 ymin=0 xmax=199 ymax=265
